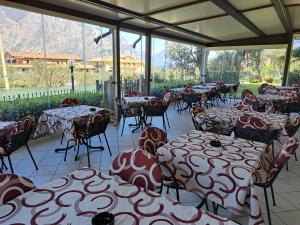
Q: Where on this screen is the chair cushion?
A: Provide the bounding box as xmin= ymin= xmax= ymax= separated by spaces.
xmin=232 ymin=101 xmax=253 ymax=112
xmin=138 ymin=127 xmax=168 ymax=155
xmin=0 ymin=174 xmax=36 ymax=205
xmin=234 ymin=115 xmax=268 ymax=130
xmin=110 ymin=149 xmax=163 ymax=193
xmin=267 ymin=137 xmax=299 ymax=182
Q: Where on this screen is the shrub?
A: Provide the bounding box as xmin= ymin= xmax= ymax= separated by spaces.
xmin=248 ymin=76 xmax=260 ymax=83
xmin=264 ymin=77 xmax=274 ymax=84
xmin=0 ymin=91 xmax=104 ymax=122
xmin=288 ymin=71 xmax=300 ymax=85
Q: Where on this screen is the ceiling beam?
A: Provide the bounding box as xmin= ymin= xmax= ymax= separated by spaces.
xmin=210 ymin=0 xmax=266 ymax=36
xmin=81 ymin=0 xmax=220 ymax=42
xmin=120 ymin=0 xmax=209 ymax=22
xmin=172 ymin=4 xmax=273 ymax=26
xmin=2 ymin=0 xmax=205 ymax=45
xmin=207 ymin=33 xmax=289 ymax=47
xmin=271 ymin=0 xmax=293 ymax=33
xmin=145 ymin=0 xmax=209 ymax=16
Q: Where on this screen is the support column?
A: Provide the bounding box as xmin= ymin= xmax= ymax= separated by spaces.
xmin=282 ymin=35 xmax=293 ymax=86
xmin=144 ymin=32 xmax=151 ymax=96
xmin=200 ymin=48 xmax=207 ymax=84
xmin=112 ymin=25 xmax=121 ymax=117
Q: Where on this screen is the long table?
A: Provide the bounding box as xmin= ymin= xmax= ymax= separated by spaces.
xmin=34 ymin=105 xmax=117 ymax=147
xmin=157 ymin=130 xmax=272 ymax=225
xmin=0 ymin=168 xmax=238 ymax=225
xmin=194 ymin=107 xmax=289 ymax=138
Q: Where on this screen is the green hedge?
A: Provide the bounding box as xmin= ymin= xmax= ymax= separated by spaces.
xmin=0 ymin=91 xmax=105 ymax=122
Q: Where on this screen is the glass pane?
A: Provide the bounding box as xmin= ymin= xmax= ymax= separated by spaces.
xmin=151 ymin=37 xmax=200 ymax=97
xmin=84 ymin=24 xmax=113 ymax=107
xmin=288 ymin=37 xmax=300 ymax=85
xmin=0 ymin=6 xmax=46 ymax=121
xmin=207 ymin=48 xmax=286 ymax=95
xmin=120 ymin=31 xmax=145 ymax=96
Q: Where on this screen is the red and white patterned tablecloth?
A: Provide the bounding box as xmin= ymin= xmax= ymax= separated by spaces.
xmin=34 ymin=105 xmax=118 ymax=146
xmin=157 ymin=130 xmax=272 ymax=225
xmin=0 ymin=168 xmax=237 ymax=225
xmin=0 ymin=121 xmax=16 ymax=145
xmin=122 ymin=96 xmax=156 ymax=107
xmin=194 ymin=107 xmax=289 ymax=136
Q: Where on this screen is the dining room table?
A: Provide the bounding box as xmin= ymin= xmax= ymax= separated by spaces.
xmin=34 ymin=105 xmax=118 ymax=152
xmin=0 ymin=168 xmax=238 ymax=225
xmin=193 ymin=107 xmax=289 ymax=141
xmin=0 ymin=121 xmax=16 ymax=154
xmin=157 ymin=130 xmax=272 ymax=225
xmin=0 ymin=121 xmax=16 ymax=138
xmin=122 ymin=96 xmax=156 ymax=133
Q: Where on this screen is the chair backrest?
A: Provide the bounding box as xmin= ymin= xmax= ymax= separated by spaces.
xmin=241 ymin=89 xmax=254 ymax=99
xmin=124 ymin=91 xmax=141 ymax=97
xmin=85 ymin=109 xmax=110 ymax=137
xmin=266 ymin=137 xmax=299 ymax=183
xmin=232 ymin=101 xmax=254 ymax=111
xmin=10 ymin=116 xmax=35 ymax=152
xmin=110 ymin=149 xmax=163 ymax=193
xmin=191 ymin=105 xmax=205 ymax=131
xmin=182 ymin=92 xmax=201 ymax=104
xmin=243 ymin=93 xmax=256 ymax=102
xmin=138 ymin=127 xmax=168 ymax=155
xmin=144 ymin=98 xmax=167 ymax=116
xmin=163 ymin=92 xmax=173 ymax=104
xmin=234 ymin=115 xmax=272 ymax=144
xmin=191 ymin=105 xmax=205 ymax=118
xmin=61 ymin=98 xmax=80 ymax=107
xmin=285 ymin=116 xmax=300 ymax=137
xmin=0 ymin=174 xmax=35 ymax=205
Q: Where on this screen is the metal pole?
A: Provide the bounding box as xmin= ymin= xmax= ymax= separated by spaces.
xmin=282 ymin=34 xmax=293 ymax=86
xmin=0 ymin=30 xmax=9 ymax=89
xmin=145 ymin=32 xmax=151 ymax=96
xmin=71 ymin=66 xmax=75 ymax=93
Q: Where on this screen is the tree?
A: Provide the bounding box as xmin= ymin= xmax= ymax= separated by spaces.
xmin=166 ymin=42 xmax=198 ymax=81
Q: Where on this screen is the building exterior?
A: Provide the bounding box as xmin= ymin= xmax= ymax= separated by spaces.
xmin=5 ymin=51 xmax=81 ymax=64
xmin=4 ymin=51 xmax=144 ymax=74
xmin=89 ymin=54 xmax=144 ymax=75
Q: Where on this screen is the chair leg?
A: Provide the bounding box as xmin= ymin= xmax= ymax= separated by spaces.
xmin=166 ymin=187 xmax=170 ymax=194
xmin=104 ymin=133 xmax=112 ymax=156
xmin=7 ymin=155 xmax=14 ymax=174
xmin=98 ymin=135 xmax=102 ymax=143
xmin=64 ymin=141 xmax=69 ymax=162
xmin=60 ymin=133 xmax=64 ymax=144
xmin=295 ymin=153 xmax=298 ymax=161
xmin=175 ymin=188 xmax=180 ymax=201
xmin=264 ymin=188 xmax=272 ymax=225
xmin=87 ymin=139 xmax=91 ymax=168
xmin=121 ymin=118 xmax=125 ymax=136
xmin=212 ymin=202 xmax=219 ymax=215
xmin=270 ymin=185 xmax=276 ymax=206
xmin=162 ymin=116 xmax=166 ymax=130
xmin=286 ymin=162 xmax=289 ymax=171
xmin=165 ymin=112 xmax=170 ymax=128
xmin=25 ymin=144 xmax=38 ymax=170
xmin=75 ymin=139 xmax=80 ymax=161
xmin=272 ymin=141 xmax=275 ymax=159
xmin=1 ymin=156 xmax=7 ymax=170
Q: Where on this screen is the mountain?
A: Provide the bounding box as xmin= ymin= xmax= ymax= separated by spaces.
xmin=0 ymin=6 xmax=148 ymax=60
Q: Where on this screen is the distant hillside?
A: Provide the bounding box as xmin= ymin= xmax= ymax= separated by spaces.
xmin=0 ymin=5 xmax=151 ymax=61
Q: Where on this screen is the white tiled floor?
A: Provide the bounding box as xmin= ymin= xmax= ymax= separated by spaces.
xmin=2 ymin=101 xmax=300 ymax=224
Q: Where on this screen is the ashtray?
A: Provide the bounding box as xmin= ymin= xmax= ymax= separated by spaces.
xmin=90 ymin=108 xmax=96 ymax=111
xmin=144 ymin=97 xmax=149 ymax=100
xmin=210 ymin=140 xmax=221 ymax=147
xmin=92 ymin=212 xmax=114 ymax=225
